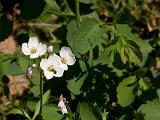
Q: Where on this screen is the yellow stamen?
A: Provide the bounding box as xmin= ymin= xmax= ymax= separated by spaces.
xmin=61 ymin=58 xmax=66 ymax=64
xmin=47 ymin=65 xmax=56 ymax=74
xmin=31 ymin=47 xmax=37 ymax=54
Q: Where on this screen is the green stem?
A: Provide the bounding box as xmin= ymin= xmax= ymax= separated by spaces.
xmin=39 ymin=70 xmax=43 ymax=119
xmin=75 ymin=0 xmax=80 ymax=27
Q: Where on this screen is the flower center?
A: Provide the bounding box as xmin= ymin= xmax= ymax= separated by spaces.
xmin=61 ymin=58 xmax=66 ymax=64
xmin=47 ymin=65 xmax=56 ymax=74
xmin=30 ymin=47 xmax=37 ymax=54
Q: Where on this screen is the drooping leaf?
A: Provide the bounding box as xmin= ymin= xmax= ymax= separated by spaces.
xmin=117 ymin=76 xmax=137 ymax=107
xmin=7 ymin=107 xmax=31 ymax=120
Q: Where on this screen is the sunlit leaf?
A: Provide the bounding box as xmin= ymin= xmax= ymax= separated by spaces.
xmin=138 ymin=100 xmax=160 ymax=120
xmin=117 ymin=76 xmax=137 ymax=107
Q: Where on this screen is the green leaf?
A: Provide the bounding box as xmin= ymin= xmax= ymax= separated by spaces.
xmin=138 ymin=100 xmax=160 ymax=120
xmin=67 ymin=19 xmax=102 ymax=55
xmin=42 ymin=104 xmax=63 ymax=120
xmin=7 ymin=107 xmax=31 ymax=120
xmin=67 ymin=72 xmax=88 ymax=95
xmin=0 ymin=53 xmax=13 ymax=80
xmin=32 ymin=90 xmax=51 ymax=120
xmin=78 ymin=102 xmax=103 ymax=120
xmin=127 ymin=48 xmax=141 ymax=64
xmin=18 ymin=55 xmax=32 ymax=73
xmin=27 ymin=101 xmax=63 ymax=120
xmin=5 ymin=62 xmax=24 ymax=75
xmin=139 ymin=78 xmax=151 ymax=91
xmin=43 ymin=0 xmax=61 ymax=14
xmin=31 ymin=85 xmax=40 ymax=97
xmin=116 ymin=24 xmax=153 ymax=65
xmin=120 ymin=46 xmax=128 ymax=64
xmin=117 ymin=76 xmax=137 ymax=107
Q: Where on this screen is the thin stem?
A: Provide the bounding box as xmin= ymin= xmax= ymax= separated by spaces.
xmin=75 ymin=0 xmax=80 ymax=27
xmin=39 ymin=69 xmax=43 ymax=119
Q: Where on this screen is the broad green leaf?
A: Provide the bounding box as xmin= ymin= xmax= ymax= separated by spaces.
xmin=117 ymin=76 xmax=137 ymax=107
xmin=138 ymin=100 xmax=160 ymax=120
xmin=67 ymin=20 xmax=77 ymax=49
xmin=67 ymin=72 xmax=88 ymax=95
xmin=32 ymin=90 xmax=51 ymax=120
xmin=5 ymin=62 xmax=24 ymax=75
xmin=18 ymin=55 xmax=32 ymax=73
xmin=92 ymin=51 xmax=109 ymax=66
xmin=78 ymin=102 xmax=103 ymax=120
xmin=7 ymin=107 xmax=31 ymax=120
xmin=116 ymin=24 xmax=135 ymax=40
xmin=67 ymin=19 xmax=102 ymax=55
xmin=42 ymin=104 xmax=63 ymax=120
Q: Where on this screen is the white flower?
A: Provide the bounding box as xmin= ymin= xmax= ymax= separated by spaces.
xmin=58 ymin=95 xmax=68 ymax=115
xmin=47 ymin=46 xmax=53 ymax=53
xmin=59 ymin=46 xmax=76 ymax=70
xmin=40 ymin=55 xmax=64 ymax=79
xmin=22 ymin=37 xmax=47 ymax=59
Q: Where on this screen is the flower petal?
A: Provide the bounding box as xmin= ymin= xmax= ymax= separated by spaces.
xmin=40 ymin=59 xmax=49 ymax=70
xmin=49 ymin=54 xmax=62 ymax=66
xmin=22 ymin=43 xmax=30 ymax=55
xmin=58 ymin=100 xmax=68 ymax=115
xmin=28 ymin=37 xmax=39 ymax=49
xmin=30 ymin=53 xmax=39 ymax=59
xmin=44 ymin=70 xmax=54 ymax=79
xmin=60 ymin=63 xmax=68 ymax=71
xmin=38 ymin=43 xmax=47 ymax=56
xmin=60 ymin=46 xmax=76 ymax=65
xmin=53 ymin=67 xmax=64 ymax=77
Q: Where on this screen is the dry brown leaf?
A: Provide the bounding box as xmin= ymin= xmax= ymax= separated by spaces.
xmin=0 ymin=36 xmax=17 ymax=54
xmin=8 ymin=74 xmax=29 ymax=96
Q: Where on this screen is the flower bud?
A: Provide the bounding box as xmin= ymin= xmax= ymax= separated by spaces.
xmin=58 ymin=95 xmax=68 ymax=115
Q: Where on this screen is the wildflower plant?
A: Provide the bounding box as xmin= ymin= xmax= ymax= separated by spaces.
xmin=21 ymin=36 xmax=76 ymax=118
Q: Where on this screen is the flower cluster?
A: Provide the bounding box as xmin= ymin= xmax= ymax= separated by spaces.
xmin=22 ymin=37 xmax=76 ymax=79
